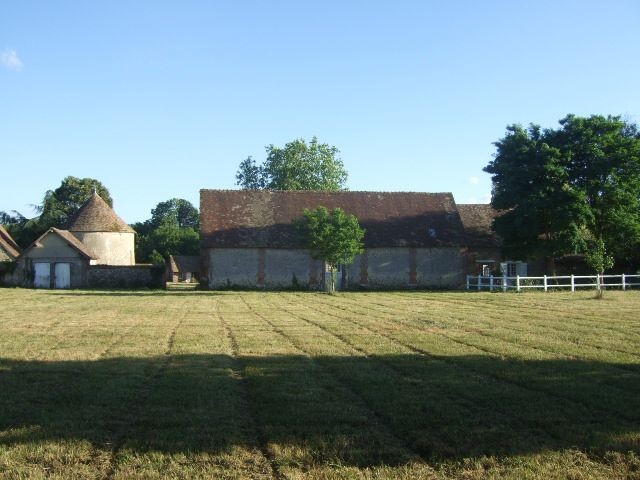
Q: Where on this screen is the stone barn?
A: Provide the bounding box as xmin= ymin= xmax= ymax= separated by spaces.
xmin=200 ymin=189 xmax=469 ymax=290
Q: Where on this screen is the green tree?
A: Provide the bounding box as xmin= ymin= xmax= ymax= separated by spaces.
xmin=585 ymin=236 xmax=615 ymax=298
xmin=236 ymin=137 xmax=348 ymax=191
xmin=295 ymin=207 xmax=365 ymax=292
xmin=149 ymin=198 xmax=199 ymax=229
xmin=38 ymin=176 xmax=112 ymax=228
xmin=484 ymin=115 xmax=640 ymax=272
xmin=132 ymin=198 xmax=200 ymax=263
xmin=484 ymin=124 xmax=590 ymax=272
xmin=0 ymin=211 xmax=32 ymax=247
xmin=1 ymin=176 xmax=112 ymax=247
xmin=235 ymin=156 xmax=266 ymax=190
xmin=556 ymin=115 xmax=640 ymax=264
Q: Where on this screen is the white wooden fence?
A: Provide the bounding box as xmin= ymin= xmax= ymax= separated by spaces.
xmin=466 ymin=274 xmax=640 ymax=292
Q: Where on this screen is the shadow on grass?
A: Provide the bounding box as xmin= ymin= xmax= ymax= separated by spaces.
xmin=0 ymin=354 xmax=638 ymax=466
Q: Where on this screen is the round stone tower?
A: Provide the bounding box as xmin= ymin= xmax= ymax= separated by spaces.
xmin=66 ymin=193 xmax=136 ymax=265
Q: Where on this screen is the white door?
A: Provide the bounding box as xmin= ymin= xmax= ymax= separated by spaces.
xmin=34 ymin=263 xmax=51 ymax=288
xmin=54 ymin=263 xmax=71 ymax=289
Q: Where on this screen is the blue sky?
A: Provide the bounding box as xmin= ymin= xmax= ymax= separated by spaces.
xmin=2 ymin=1 xmax=639 ymax=223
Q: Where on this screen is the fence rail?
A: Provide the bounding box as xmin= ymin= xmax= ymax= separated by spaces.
xmin=466 ymin=273 xmax=640 ymax=292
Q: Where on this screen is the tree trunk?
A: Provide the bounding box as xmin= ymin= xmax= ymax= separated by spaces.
xmin=546 ymin=256 xmax=557 ymax=277
xmin=329 ymin=266 xmax=335 ymax=294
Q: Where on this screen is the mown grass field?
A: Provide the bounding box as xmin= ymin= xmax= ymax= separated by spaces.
xmin=0 ymin=289 xmax=639 ymax=479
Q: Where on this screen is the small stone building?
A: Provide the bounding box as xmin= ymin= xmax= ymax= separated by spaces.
xmin=167 ymin=255 xmax=200 ymax=283
xmin=200 ymin=189 xmax=469 ymax=290
xmin=13 ymin=193 xmax=147 ymax=289
xmin=18 ymin=227 xmax=97 ymax=288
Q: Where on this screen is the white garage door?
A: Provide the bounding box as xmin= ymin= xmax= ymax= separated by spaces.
xmin=54 ymin=263 xmax=71 ymax=289
xmin=34 ymin=263 xmax=50 ymax=288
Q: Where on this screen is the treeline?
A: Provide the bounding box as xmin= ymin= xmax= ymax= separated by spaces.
xmin=1 ymin=176 xmax=199 ymax=264
xmin=485 ymin=114 xmax=640 ymax=273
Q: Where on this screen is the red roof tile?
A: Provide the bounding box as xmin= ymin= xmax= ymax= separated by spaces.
xmin=457 ymin=204 xmax=502 ymax=248
xmin=200 ymin=190 xmax=467 ymax=248
xmin=66 ymin=193 xmax=135 ymax=233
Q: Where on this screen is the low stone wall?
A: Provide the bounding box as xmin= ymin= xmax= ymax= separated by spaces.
xmin=88 ymin=265 xmax=164 ymax=289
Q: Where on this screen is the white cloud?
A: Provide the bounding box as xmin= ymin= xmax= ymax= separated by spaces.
xmin=469 ymin=176 xmax=479 ymax=185
xmin=1 ymin=49 xmax=23 ymax=71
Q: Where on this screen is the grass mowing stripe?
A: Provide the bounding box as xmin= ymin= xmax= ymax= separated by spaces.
xmin=303 ymin=293 xmax=640 ymax=427
xmin=340 ymin=294 xmax=640 ymax=380
xmin=104 ymin=311 xmax=188 ymax=479
xmin=280 ymin=294 xmax=581 ymax=457
xmin=2 ymin=289 xmax=639 ymax=479
xmin=236 ymin=294 xmax=423 ymax=473
xmin=246 ymin=294 xmax=427 ymax=464
xmin=334 ymin=293 xmax=640 ymax=368
xmin=217 ymin=303 xmax=282 ymax=480
xmin=335 ymin=294 xmax=640 ymax=400
xmin=362 ymin=292 xmax=640 ymax=348
xmin=385 ymin=292 xmax=640 ymax=339
xmin=342 ymin=293 xmax=640 ymax=411
xmin=394 ymin=292 xmax=640 ymax=337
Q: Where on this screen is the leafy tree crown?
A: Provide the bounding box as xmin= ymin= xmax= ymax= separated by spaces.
xmin=295 ymin=206 xmax=365 ymax=269
xmin=236 ymin=137 xmax=348 ymax=191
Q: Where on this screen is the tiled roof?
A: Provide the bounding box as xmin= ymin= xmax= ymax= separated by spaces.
xmin=200 ymin=190 xmax=467 ymax=248
xmin=66 ymin=193 xmax=135 ymax=233
xmin=457 ymin=204 xmax=502 ymax=248
xmin=168 ymin=255 xmax=201 ymax=273
xmin=22 ymin=228 xmax=97 ymax=260
xmin=0 ymin=225 xmax=21 ymax=259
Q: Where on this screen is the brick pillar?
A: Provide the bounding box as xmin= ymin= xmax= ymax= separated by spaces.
xmin=360 ymin=251 xmax=369 ymax=285
xmin=257 ymin=248 xmax=266 ymax=286
xmin=409 ymin=247 xmax=417 ymax=285
xmin=309 ymin=255 xmax=318 ymax=286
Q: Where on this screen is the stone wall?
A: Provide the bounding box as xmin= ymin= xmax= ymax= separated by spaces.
xmin=73 ymin=232 xmax=135 ymax=265
xmin=204 ymin=247 xmax=466 ymax=290
xmin=88 ymin=265 xmax=164 ymax=288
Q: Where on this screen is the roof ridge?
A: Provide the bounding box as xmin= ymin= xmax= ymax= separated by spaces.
xmin=200 ymin=188 xmax=454 ymax=195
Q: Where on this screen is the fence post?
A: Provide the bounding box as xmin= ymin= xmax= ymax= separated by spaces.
xmin=477 ymin=275 xmax=481 ymax=291
xmin=466 ymin=275 xmax=470 ymax=290
xmin=489 ymin=275 xmax=494 ymax=292
xmin=543 ymin=275 xmax=548 ymax=292
xmin=622 ymin=273 xmax=626 ymax=291
xmin=502 ymin=274 xmax=507 ymax=292
xmin=571 ymin=274 xmax=575 ymax=292
xmin=516 ymin=275 xmax=520 ymax=292
xmin=596 ymin=274 xmax=600 ymax=292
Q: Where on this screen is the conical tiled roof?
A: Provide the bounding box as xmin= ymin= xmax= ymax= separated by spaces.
xmin=66 ymin=193 xmax=135 ymax=233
